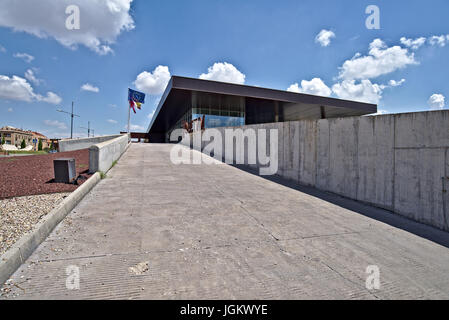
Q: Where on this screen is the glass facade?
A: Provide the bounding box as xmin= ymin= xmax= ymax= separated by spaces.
xmin=166 ymin=91 xmax=246 ymax=140
xmin=192 ymin=91 xmax=245 ymax=128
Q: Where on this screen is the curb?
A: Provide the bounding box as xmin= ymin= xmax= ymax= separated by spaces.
xmin=0 ymin=172 xmax=102 ymax=286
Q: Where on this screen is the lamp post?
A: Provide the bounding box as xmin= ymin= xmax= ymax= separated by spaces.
xmin=57 ymin=101 xmax=80 ymax=139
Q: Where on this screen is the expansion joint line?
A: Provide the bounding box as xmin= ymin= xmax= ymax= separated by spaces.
xmin=239 ymin=204 xmax=280 ymax=242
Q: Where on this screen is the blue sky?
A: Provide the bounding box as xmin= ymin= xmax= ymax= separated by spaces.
xmin=0 ymin=0 xmax=448 ymax=138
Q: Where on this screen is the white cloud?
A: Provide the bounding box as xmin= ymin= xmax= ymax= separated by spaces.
xmin=0 ymin=44 xmax=6 ymax=53
xmin=0 ymin=74 xmax=61 ymax=104
xmin=315 ymin=29 xmax=335 ymax=47
xmin=81 ymin=83 xmax=100 ymax=93
xmin=428 ymin=94 xmax=445 ymax=110
xmin=37 ymin=91 xmax=62 ymax=105
xmin=400 ymin=37 xmax=426 ymax=50
xmin=338 ymin=39 xmax=417 ymax=80
xmin=7 ymin=107 xmax=13 ymax=112
xmin=388 ymin=79 xmax=406 ymax=87
xmin=287 ymin=78 xmax=332 ymax=97
xmin=24 ymin=69 xmax=42 ymax=85
xmin=134 ymin=65 xmax=171 ymax=95
xmin=332 ymin=79 xmax=383 ymax=104
xmin=429 ymin=35 xmax=448 ymax=47
xmin=107 ymin=119 xmax=118 ymax=124
xmin=373 ymin=109 xmax=389 ymax=115
xmin=13 ymin=52 xmax=34 ymax=63
xmin=0 ymin=75 xmax=35 ymax=102
xmin=44 ymin=120 xmax=67 ymax=130
xmin=199 ymin=62 xmax=246 ymax=84
xmin=0 ymin=0 xmax=134 ymax=55
xmin=148 ymin=109 xmax=155 ymax=120
xmin=400 ymin=34 xmax=449 ymax=50
xmin=125 ymin=124 xmax=144 ymax=131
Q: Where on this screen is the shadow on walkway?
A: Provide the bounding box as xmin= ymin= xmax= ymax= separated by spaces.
xmin=232 ymin=164 xmax=449 ymax=249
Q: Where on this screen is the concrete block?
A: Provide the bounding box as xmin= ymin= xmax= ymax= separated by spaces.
xmin=298 ymin=120 xmax=317 ymax=187
xmin=356 ymin=115 xmax=394 ymax=209
xmin=327 ymin=117 xmax=359 ymax=199
xmin=0 ymin=247 xmax=22 ymax=286
xmin=281 ymin=122 xmax=300 ymax=181
xmin=394 ymin=148 xmax=447 ymax=229
xmin=274 ymin=122 xmax=284 ymax=177
xmin=89 ymin=134 xmax=129 ymax=173
xmin=316 ymin=119 xmax=330 ymax=191
xmin=395 ymin=110 xmax=449 ymax=148
xmin=59 ymin=134 xmax=123 ymax=152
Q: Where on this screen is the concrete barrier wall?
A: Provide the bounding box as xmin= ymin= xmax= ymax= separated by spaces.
xmin=59 ymin=134 xmax=123 ymax=152
xmin=184 ymin=110 xmax=449 ymax=231
xmin=89 ymin=134 xmax=130 ymax=173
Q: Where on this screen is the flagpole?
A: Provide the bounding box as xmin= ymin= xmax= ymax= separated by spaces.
xmin=127 ymin=103 xmax=131 ymax=134
xmin=127 ymin=88 xmax=131 ymax=137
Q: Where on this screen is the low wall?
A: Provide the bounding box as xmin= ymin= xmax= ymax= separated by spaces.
xmin=89 ymin=134 xmax=130 ymax=173
xmin=183 ymin=110 xmax=449 ymax=231
xmin=59 ymin=134 xmax=124 ymax=152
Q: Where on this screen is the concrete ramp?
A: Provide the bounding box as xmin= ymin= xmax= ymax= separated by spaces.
xmin=2 ymin=144 xmax=449 ymax=299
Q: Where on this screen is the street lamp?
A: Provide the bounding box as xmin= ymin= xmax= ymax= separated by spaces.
xmin=56 ymin=101 xmax=80 ymax=139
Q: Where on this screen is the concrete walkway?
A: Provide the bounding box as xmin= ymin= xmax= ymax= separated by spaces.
xmin=2 ymin=143 xmax=449 ymax=299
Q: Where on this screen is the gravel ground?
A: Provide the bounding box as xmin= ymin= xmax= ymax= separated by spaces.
xmin=0 ymin=193 xmax=70 ymax=256
xmin=0 ymin=149 xmax=91 ymax=199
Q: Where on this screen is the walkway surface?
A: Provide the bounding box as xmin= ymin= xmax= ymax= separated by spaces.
xmin=2 ymin=143 xmax=449 ymax=299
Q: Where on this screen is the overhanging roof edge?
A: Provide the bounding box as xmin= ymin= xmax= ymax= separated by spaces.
xmin=170 ymin=76 xmax=377 ymax=111
xmin=146 ymin=77 xmax=173 ymax=133
xmin=147 ymin=75 xmax=377 ymax=134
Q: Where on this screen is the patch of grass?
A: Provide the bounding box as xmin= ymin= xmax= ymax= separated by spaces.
xmin=99 ymin=171 xmax=106 ymax=179
xmin=111 ymin=160 xmax=118 ymax=168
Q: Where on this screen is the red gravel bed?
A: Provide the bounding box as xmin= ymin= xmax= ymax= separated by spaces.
xmin=0 ymin=149 xmax=92 ymax=199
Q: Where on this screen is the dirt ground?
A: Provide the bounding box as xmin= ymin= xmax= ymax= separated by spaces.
xmin=0 ymin=149 xmax=91 ymax=199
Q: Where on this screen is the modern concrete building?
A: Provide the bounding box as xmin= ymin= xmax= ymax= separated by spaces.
xmin=146 ymin=76 xmax=377 ymax=142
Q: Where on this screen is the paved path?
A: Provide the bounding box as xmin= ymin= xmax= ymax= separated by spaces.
xmin=2 ymin=144 xmax=449 ymax=299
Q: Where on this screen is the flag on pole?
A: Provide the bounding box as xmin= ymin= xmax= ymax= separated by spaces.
xmin=128 ymin=88 xmax=146 ymax=114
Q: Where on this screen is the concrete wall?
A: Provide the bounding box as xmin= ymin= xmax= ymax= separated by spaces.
xmin=59 ymin=134 xmax=123 ymax=152
xmin=187 ymin=110 xmax=449 ymax=231
xmin=89 ymin=134 xmax=130 ymax=173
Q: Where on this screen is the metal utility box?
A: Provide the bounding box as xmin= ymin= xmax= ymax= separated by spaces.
xmin=54 ymin=158 xmax=76 ymax=183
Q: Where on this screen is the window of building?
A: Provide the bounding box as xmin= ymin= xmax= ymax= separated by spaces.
xmin=191 ymin=91 xmax=245 ymax=129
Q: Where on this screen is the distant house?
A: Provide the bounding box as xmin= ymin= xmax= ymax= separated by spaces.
xmin=0 ymin=126 xmax=33 ymax=149
xmin=30 ymin=131 xmax=51 ymax=150
xmin=0 ymin=126 xmax=51 ymax=151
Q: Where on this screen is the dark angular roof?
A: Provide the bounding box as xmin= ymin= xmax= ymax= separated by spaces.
xmin=147 ymin=76 xmax=377 ymax=134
